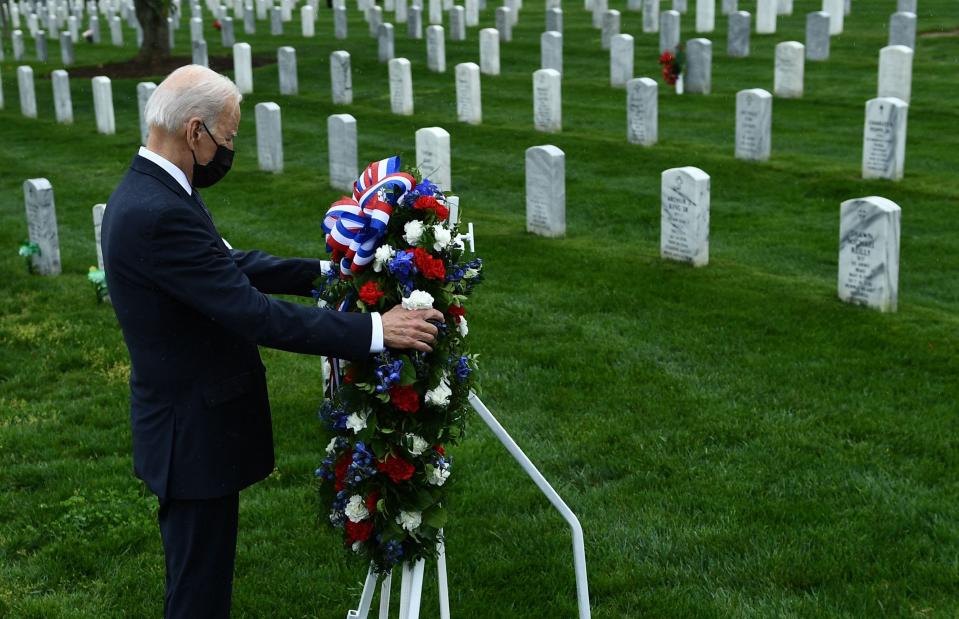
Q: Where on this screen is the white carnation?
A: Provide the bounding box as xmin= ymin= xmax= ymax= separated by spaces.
xmin=406 ymin=434 xmax=430 ymax=456
xmin=428 ymin=462 xmax=451 ymax=486
xmin=402 ymin=290 xmax=435 ymax=311
xmin=345 ymin=410 xmax=368 ymax=434
xmin=396 ymin=510 xmax=422 ymax=532
xmin=345 ymin=495 xmax=370 ymax=523
xmin=373 ymin=244 xmax=395 ymax=272
xmin=352 ymin=541 xmax=363 ymax=552
xmin=432 ymin=224 xmax=452 ymax=251
xmin=325 ymin=437 xmax=338 ymax=455
xmin=457 ymin=316 xmax=469 ymax=338
xmin=404 ymin=220 xmax=425 ymax=245
xmin=425 ymin=377 xmax=452 ymax=408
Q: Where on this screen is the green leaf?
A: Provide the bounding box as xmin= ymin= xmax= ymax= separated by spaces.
xmin=423 ymin=505 xmax=447 ymax=529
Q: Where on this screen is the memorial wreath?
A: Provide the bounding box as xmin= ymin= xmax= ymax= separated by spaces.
xmin=313 ymin=156 xmax=483 ymax=573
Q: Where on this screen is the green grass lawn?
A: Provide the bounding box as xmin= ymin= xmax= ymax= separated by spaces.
xmin=2 ymin=0 xmax=959 ymax=616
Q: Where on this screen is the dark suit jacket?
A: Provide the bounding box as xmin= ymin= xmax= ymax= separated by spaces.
xmin=102 ymin=155 xmax=372 ymax=500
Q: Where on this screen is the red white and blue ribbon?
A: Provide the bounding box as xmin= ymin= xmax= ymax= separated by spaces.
xmin=323 ymin=156 xmax=416 ymax=277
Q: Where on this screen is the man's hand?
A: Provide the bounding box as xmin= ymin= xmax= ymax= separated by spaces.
xmin=381 ymin=306 xmax=445 ymax=353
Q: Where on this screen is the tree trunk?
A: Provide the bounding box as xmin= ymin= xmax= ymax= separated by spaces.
xmin=134 ymin=0 xmax=170 ymax=66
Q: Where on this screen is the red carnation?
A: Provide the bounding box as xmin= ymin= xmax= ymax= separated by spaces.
xmin=334 ymin=453 xmax=351 ymax=492
xmin=414 ymin=196 xmax=441 ymax=211
xmin=343 ymin=365 xmax=358 ymax=384
xmin=359 ymin=281 xmax=385 ymax=307
xmin=658 ymin=51 xmax=674 ymax=65
xmin=377 ymin=455 xmax=416 ymax=483
xmin=389 ymin=385 xmax=420 ymax=413
xmin=434 ymin=204 xmax=450 ymax=221
xmin=365 ymin=491 xmax=380 ymax=513
xmin=413 ymin=248 xmax=445 ymax=281
xmin=345 ymin=519 xmax=374 ymax=543
xmin=447 ymin=305 xmax=465 ymax=318
xmin=212 ymin=19 xmax=222 ymax=30
xmin=434 ymin=445 xmax=446 ymax=456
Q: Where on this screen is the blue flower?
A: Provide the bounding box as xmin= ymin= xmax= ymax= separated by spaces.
xmin=375 ymin=358 xmax=404 ymax=393
xmin=382 ymin=540 xmax=404 ymax=566
xmin=454 ymin=355 xmax=472 ymax=381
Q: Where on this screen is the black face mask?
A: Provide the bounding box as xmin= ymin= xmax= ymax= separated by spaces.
xmin=191 ymin=121 xmax=235 ymax=188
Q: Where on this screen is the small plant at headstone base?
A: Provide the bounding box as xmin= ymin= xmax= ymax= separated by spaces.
xmin=314 ymin=156 xmax=483 ymax=574
xmin=659 ymin=46 xmax=685 ymax=92
xmin=18 ymin=241 xmax=40 ymax=274
xmin=88 ymin=267 xmax=109 ymax=303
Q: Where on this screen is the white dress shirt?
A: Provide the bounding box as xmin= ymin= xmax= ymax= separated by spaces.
xmin=137 ymin=147 xmax=384 ymax=353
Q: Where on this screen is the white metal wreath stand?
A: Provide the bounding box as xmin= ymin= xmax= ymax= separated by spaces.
xmin=346 ymin=393 xmax=591 ymax=619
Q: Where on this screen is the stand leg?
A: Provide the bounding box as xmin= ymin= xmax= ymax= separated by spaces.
xmin=378 ymin=570 xmax=393 ymax=619
xmin=406 ymin=559 xmax=426 ymax=619
xmin=398 ymin=562 xmax=413 ymax=619
xmin=346 ymin=565 xmax=378 ymax=619
xmin=437 ymin=532 xmax=450 ymax=619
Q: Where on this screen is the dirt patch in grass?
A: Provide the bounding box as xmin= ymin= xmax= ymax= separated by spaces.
xmin=67 ymin=53 xmax=276 ymax=80
xmin=919 ymin=28 xmax=959 ymax=38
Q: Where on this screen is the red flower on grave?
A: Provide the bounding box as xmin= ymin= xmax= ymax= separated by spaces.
xmin=447 ymin=304 xmax=465 ymax=319
xmin=334 ymin=453 xmax=352 ymax=492
xmin=377 ymin=455 xmax=416 ymax=483
xmin=658 ymin=51 xmax=675 ymax=65
xmin=389 ymin=385 xmax=420 ymax=414
xmin=345 ymin=518 xmax=374 ymax=543
xmin=413 ymin=248 xmax=446 ymax=280
xmin=359 ymin=281 xmax=385 ymax=307
xmin=213 ymin=19 xmax=222 ymax=30
xmin=413 ymin=195 xmax=450 ymax=221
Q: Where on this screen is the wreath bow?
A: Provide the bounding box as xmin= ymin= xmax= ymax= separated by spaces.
xmin=322 ymin=156 xmax=417 ymax=276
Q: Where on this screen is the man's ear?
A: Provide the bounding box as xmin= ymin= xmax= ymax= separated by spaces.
xmin=185 ymin=118 xmax=203 ymax=149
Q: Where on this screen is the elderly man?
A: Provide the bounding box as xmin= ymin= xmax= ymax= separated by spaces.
xmin=102 ymin=65 xmax=442 ymax=618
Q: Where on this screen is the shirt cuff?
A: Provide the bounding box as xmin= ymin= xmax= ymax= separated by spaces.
xmin=369 ymin=312 xmax=385 ymax=353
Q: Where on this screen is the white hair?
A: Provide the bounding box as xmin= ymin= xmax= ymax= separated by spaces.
xmin=145 ymin=65 xmax=242 ymax=134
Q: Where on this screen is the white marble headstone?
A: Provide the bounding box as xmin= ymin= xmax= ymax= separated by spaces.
xmin=449 ymin=5 xmax=465 ymax=40
xmin=685 ymin=38 xmax=711 ymax=94
xmin=495 ymin=7 xmax=511 ymax=42
xmin=92 ymin=76 xmax=115 ymax=134
xmin=192 ymin=39 xmax=209 ymax=67
xmin=533 ymin=68 xmax=561 ymax=133
xmin=727 ymin=10 xmax=749 ymax=57
xmin=255 ymin=101 xmax=283 ymax=173
xmin=626 ymin=77 xmax=657 ymax=146
xmin=546 ymin=7 xmax=563 ymax=33
xmin=660 ymin=10 xmax=679 ymax=53
xmin=601 ymin=9 xmax=620 ymax=50
xmin=17 ymin=65 xmax=37 ymax=118
xmin=233 ymin=43 xmax=253 ymax=94
xmin=805 ymin=11 xmax=830 ymax=61
xmin=408 ymin=6 xmax=423 ymax=39
xmin=23 ymin=179 xmax=62 ymax=275
xmin=51 ymin=70 xmax=73 ymax=124
xmin=838 ymin=196 xmax=900 ymax=312
xmin=60 ymin=31 xmax=75 ymax=66
xmin=328 ymin=113 xmax=357 ymax=191
xmin=455 ymin=62 xmax=481 ymax=125
xmin=862 ymin=97 xmax=907 ymax=181
xmin=93 ymin=203 xmax=106 ymax=271
xmin=696 ymin=0 xmax=714 ymax=32
xmin=426 ymin=25 xmax=445 ymax=72
xmin=642 ymin=0 xmax=659 ymax=33
xmin=735 ymin=88 xmax=772 ymax=161
xmin=190 ymin=15 xmax=203 ymax=41
xmin=416 ymin=127 xmax=452 ymax=191
xmin=822 ymin=0 xmax=842 ymax=34
xmin=334 ymin=6 xmax=348 ymax=38
xmin=609 ymin=34 xmax=633 ymax=88
xmin=378 ymin=23 xmax=395 ymax=62
xmin=480 ymin=28 xmax=500 ymax=75
xmin=525 ymin=145 xmax=565 ymax=238
xmin=278 ymin=47 xmax=298 ymax=95
xmin=388 ymin=57 xmax=414 ymax=115
xmin=541 ymin=31 xmax=562 ymax=73
xmin=330 ymin=50 xmax=353 ymax=104
xmin=661 ymin=166 xmax=709 ymax=266
xmin=756 ymin=0 xmax=776 ymax=33
xmin=136 ymin=81 xmax=156 ymax=144
xmin=878 ymin=45 xmax=913 ymax=103
xmin=888 ymin=12 xmax=916 ymax=50
xmin=774 ymin=41 xmax=804 ymax=98
xmin=301 ymin=5 xmax=315 ymax=36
